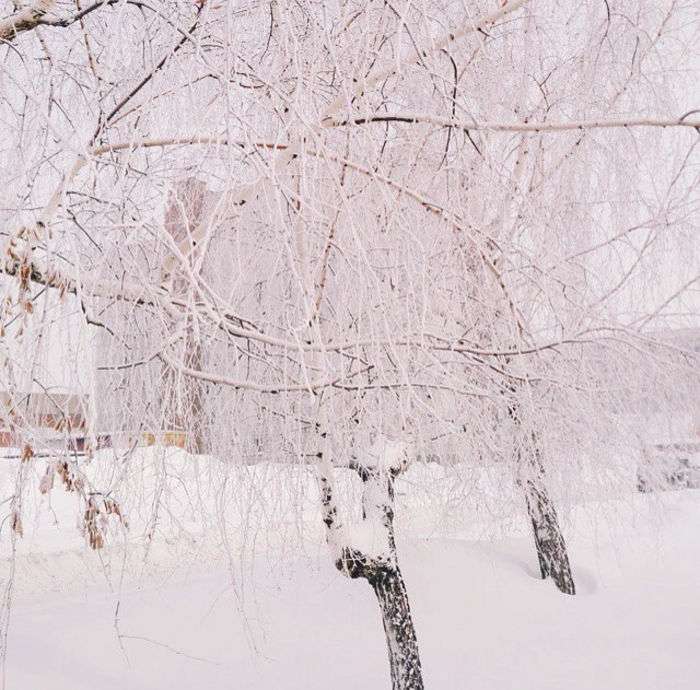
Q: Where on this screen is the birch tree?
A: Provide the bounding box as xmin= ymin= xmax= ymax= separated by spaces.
xmin=1 ymin=0 xmax=699 ymax=686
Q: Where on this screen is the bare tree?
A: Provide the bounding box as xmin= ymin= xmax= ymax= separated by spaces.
xmin=1 ymin=0 xmax=699 ymax=685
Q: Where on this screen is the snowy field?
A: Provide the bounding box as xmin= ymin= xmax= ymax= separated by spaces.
xmin=1 ymin=451 xmax=699 ymax=690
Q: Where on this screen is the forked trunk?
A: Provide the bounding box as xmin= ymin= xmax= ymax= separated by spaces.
xmin=321 ymin=460 xmax=424 ymax=690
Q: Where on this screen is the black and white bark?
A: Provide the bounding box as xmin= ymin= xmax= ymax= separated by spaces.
xmin=506 ymin=383 xmax=575 ymax=594
xmin=517 ymin=440 xmax=576 ymax=595
xmin=319 ymin=453 xmax=424 ymax=690
xmin=0 ymin=0 xmax=54 ymax=42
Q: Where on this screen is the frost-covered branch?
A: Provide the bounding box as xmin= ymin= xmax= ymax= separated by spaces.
xmin=324 ymin=113 xmax=700 ymax=132
xmin=322 ymin=0 xmax=530 ymax=118
xmin=0 ymin=0 xmax=54 ymax=42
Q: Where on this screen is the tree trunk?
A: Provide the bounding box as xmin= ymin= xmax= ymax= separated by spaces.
xmin=520 ymin=448 xmax=575 ymax=595
xmin=508 ymin=390 xmax=576 ymax=595
xmin=320 ymin=460 xmax=424 ymax=690
xmin=370 ymin=562 xmax=424 ymax=690
xmin=338 ymin=545 xmax=424 ymax=690
xmin=162 ymin=177 xmax=208 ymax=453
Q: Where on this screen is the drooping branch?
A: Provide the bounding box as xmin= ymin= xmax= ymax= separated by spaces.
xmin=5 ymin=253 xmax=686 ymax=369
xmin=160 ymin=351 xmax=375 ymax=394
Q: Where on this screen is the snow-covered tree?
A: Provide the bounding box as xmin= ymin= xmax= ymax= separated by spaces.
xmin=1 ymin=0 xmax=698 ymax=686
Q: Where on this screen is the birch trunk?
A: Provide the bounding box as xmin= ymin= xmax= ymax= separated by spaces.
xmin=519 ymin=445 xmax=576 ymax=594
xmin=508 ymin=391 xmax=576 ymax=595
xmin=322 ymin=462 xmax=424 ymax=690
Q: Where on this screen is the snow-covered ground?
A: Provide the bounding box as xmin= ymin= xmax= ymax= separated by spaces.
xmin=1 ymin=450 xmax=698 ymax=689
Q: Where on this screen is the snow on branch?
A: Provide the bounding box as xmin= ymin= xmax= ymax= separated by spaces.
xmin=0 ymin=0 xmax=201 ymax=43
xmin=0 ymin=0 xmax=54 ymax=42
xmin=160 ymin=351 xmax=375 ymax=394
xmin=322 ymin=0 xmax=530 ymax=118
xmin=323 ymin=112 xmax=700 ymax=133
xmin=2 ymin=252 xmax=628 ymax=364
